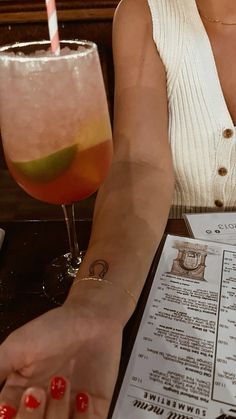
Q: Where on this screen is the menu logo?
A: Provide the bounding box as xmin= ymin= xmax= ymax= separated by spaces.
xmin=133 ymin=399 xmax=164 ymax=415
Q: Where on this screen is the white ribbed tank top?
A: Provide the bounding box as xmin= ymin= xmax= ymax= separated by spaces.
xmin=147 ymin=0 xmax=236 ymax=218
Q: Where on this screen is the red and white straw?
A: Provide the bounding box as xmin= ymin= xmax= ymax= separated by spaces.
xmin=45 ymin=0 xmax=60 ymax=55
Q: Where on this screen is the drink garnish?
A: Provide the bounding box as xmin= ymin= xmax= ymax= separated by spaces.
xmin=12 ymin=144 xmax=77 ymax=182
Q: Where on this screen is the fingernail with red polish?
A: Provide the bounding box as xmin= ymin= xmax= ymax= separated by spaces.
xmin=0 ymin=405 xmax=17 ymax=419
xmin=51 ymin=376 xmax=66 ymax=400
xmin=76 ymin=393 xmax=89 ymax=413
xmin=24 ymin=394 xmax=41 ymax=410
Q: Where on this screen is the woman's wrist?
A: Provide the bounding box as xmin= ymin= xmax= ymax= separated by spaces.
xmin=65 ymin=278 xmax=137 ymax=328
xmin=72 ymin=276 xmax=137 ymax=308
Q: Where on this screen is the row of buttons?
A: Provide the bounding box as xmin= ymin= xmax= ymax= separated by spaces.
xmin=214 ymin=128 xmax=234 ymax=207
xmin=216 ymin=164 xmax=227 ymax=206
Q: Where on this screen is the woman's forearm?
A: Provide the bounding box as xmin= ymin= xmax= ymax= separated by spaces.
xmin=67 ymin=159 xmax=174 ymax=325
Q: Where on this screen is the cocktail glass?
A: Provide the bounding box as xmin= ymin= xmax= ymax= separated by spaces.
xmin=0 ymin=40 xmax=113 ymax=304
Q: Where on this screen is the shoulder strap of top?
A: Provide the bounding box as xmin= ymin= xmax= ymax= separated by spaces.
xmin=147 ymin=0 xmax=189 ymax=97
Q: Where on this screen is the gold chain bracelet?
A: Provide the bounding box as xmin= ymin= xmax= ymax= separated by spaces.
xmin=72 ymin=276 xmax=137 ymax=308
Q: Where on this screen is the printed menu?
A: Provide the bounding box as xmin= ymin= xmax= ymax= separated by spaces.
xmin=112 ymin=235 xmax=236 ymax=419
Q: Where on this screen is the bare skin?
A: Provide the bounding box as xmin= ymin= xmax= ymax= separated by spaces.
xmin=197 ymin=0 xmax=236 ymax=123
xmin=1 ymin=0 xmax=236 ymax=418
xmin=0 ymin=1 xmax=173 ymax=417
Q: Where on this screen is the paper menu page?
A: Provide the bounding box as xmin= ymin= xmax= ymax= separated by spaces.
xmin=111 ymin=234 xmax=236 ymax=419
xmin=183 ymin=212 xmax=236 ymax=245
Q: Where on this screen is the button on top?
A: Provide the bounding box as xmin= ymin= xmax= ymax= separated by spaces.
xmin=215 ymin=199 xmax=224 ymax=208
xmin=218 ymin=167 xmax=228 ymax=176
xmin=223 ymin=128 xmax=234 ymax=139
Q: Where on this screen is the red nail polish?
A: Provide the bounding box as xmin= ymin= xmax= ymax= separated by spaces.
xmin=24 ymin=394 xmax=41 ymax=409
xmin=51 ymin=376 xmax=66 ymax=400
xmin=76 ymin=393 xmax=89 ymax=413
xmin=0 ymin=405 xmax=16 ymax=419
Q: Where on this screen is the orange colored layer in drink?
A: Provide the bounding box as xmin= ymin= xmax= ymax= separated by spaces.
xmin=6 ymin=139 xmax=112 ymax=204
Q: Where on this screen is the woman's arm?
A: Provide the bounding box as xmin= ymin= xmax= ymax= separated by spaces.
xmin=67 ymin=0 xmax=174 ymax=323
xmin=0 ymin=1 xmax=174 ymax=417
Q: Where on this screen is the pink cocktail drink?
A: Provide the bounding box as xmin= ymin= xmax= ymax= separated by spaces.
xmin=0 ymin=40 xmax=112 ymax=301
xmin=0 ymin=41 xmax=113 ymax=204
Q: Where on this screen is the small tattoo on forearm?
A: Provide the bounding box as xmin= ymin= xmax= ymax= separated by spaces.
xmin=89 ymin=259 xmax=109 ymax=279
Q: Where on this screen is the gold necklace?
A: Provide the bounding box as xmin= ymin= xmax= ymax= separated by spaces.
xmin=198 ymin=8 xmax=236 ymax=26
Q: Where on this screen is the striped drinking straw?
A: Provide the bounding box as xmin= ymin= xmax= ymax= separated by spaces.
xmin=45 ymin=0 xmax=60 ymax=55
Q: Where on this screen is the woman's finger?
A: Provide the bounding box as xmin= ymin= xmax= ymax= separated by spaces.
xmin=16 ymin=387 xmax=46 ymax=419
xmin=72 ymin=393 xmax=111 ymax=419
xmin=0 ymin=403 xmax=17 ymax=419
xmin=0 ymin=370 xmax=33 ymax=416
xmin=45 ymin=376 xmax=71 ymax=419
xmin=0 ymin=382 xmax=21 ymax=418
xmin=72 ymin=392 xmax=103 ymax=419
xmin=0 ymin=339 xmax=18 ymax=386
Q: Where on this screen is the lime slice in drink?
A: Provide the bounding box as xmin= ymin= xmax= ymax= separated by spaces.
xmin=12 ymin=144 xmax=77 ymax=182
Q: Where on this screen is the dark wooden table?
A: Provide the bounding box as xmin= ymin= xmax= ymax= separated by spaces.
xmin=0 ymin=219 xmax=92 ymax=340
xmin=0 ymin=217 xmax=188 ymax=416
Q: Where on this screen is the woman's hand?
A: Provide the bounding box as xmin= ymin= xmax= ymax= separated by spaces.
xmin=1 ymin=378 xmax=88 ymax=419
xmin=0 ymin=289 xmax=124 ymax=418
xmin=1 ymin=378 xmax=82 ymax=418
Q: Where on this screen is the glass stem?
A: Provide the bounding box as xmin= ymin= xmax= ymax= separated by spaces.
xmin=62 ymin=203 xmax=81 ymax=270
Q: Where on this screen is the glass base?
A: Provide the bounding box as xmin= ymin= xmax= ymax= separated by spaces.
xmin=42 ymin=251 xmax=84 ymax=305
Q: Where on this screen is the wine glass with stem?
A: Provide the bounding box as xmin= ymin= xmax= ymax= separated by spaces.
xmin=0 ymin=40 xmax=113 ymax=304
